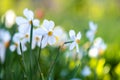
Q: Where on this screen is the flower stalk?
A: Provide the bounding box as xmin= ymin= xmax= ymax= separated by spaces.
xmin=29 ymin=21 xmax=33 ymax=79
xmin=19 ymin=42 xmax=27 ymax=79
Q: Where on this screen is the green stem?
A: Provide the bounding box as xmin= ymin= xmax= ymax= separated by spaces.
xmin=29 ymin=21 xmax=33 ymax=80
xmin=47 ymin=46 xmax=61 ymax=80
xmin=64 ymin=41 xmax=73 ymax=44
xmin=19 ymin=43 xmax=27 ymax=79
xmin=72 ymin=63 xmax=81 ymax=78
xmin=37 ymin=36 xmax=44 ymax=80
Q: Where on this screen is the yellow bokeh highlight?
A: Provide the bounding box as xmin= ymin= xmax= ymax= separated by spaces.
xmin=114 ymin=63 xmax=120 ymax=76
xmin=89 ymin=4 xmax=104 ymax=20
xmin=103 ymin=74 xmax=111 ymax=80
xmin=69 ymin=60 xmax=75 ymax=70
xmin=89 ymin=58 xmax=97 ymax=68
xmin=96 ymin=58 xmax=105 ymax=76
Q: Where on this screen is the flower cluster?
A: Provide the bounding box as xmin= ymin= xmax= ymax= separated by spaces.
xmin=0 ymin=8 xmax=107 ymax=80
xmin=10 ymin=8 xmax=82 ymax=55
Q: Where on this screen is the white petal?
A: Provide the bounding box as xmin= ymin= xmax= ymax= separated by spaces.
xmin=69 ymin=42 xmax=76 ymax=50
xmin=48 ymin=36 xmax=56 ymax=45
xmin=88 ymin=47 xmax=98 ymax=58
xmin=32 ymin=40 xmax=36 ymax=49
xmin=37 ymin=41 xmax=41 ymax=47
xmin=86 ymin=31 xmax=94 ymax=42
xmin=23 ymin=8 xmax=34 ymax=20
xmin=0 ymin=43 xmax=6 ymax=63
xmin=76 ymin=44 xmax=79 ymax=53
xmin=16 ymin=17 xmax=28 ymax=25
xmin=41 ymin=35 xmax=48 ymax=48
xmin=17 ymin=46 xmax=21 ymax=55
xmin=13 ymin=33 xmax=22 ymax=42
xmin=53 ymin=27 xmax=63 ymax=37
xmin=69 ymin=30 xmax=75 ymax=40
xmin=2 ymin=30 xmax=11 ymax=43
xmin=89 ymin=21 xmax=97 ymax=31
xmin=18 ymin=24 xmax=30 ymax=34
xmin=21 ymin=42 xmax=27 ymax=52
xmin=33 ymin=19 xmax=40 ymax=27
xmin=10 ymin=45 xmax=16 ymax=52
xmin=35 ymin=28 xmax=47 ymax=35
xmin=76 ymin=32 xmax=81 ymax=40
xmin=43 ymin=19 xmax=54 ymax=30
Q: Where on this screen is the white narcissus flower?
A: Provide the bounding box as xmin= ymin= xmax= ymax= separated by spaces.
xmin=32 ymin=29 xmax=42 ymax=49
xmin=10 ymin=33 xmax=27 ymax=55
xmin=88 ymin=47 xmax=99 ymax=58
xmin=52 ymin=26 xmax=67 ymax=46
xmin=16 ymin=8 xmax=40 ymax=34
xmin=36 ymin=19 xmax=61 ymax=48
xmin=0 ymin=29 xmax=11 ymax=63
xmin=93 ymin=37 xmax=107 ymax=54
xmin=69 ymin=30 xmax=82 ymax=53
xmin=86 ymin=21 xmax=97 ymax=42
xmin=88 ymin=37 xmax=107 ymax=58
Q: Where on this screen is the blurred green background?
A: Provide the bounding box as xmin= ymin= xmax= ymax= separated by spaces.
xmin=0 ymin=0 xmax=120 ymax=80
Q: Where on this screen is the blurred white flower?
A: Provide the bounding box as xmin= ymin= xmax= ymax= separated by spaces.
xmin=0 ymin=29 xmax=11 ymax=63
xmin=5 ymin=10 xmax=16 ymax=28
xmin=88 ymin=37 xmax=107 ymax=58
xmin=16 ymin=8 xmax=40 ymax=34
xmin=81 ymin=66 xmax=91 ymax=77
xmin=93 ymin=37 xmax=107 ymax=54
xmin=53 ymin=26 xmax=68 ymax=46
xmin=32 ymin=28 xmax=42 ymax=49
xmin=86 ymin=21 xmax=97 ymax=42
xmin=0 ymin=43 xmax=6 ymax=63
xmin=36 ymin=19 xmax=61 ymax=48
xmin=88 ymin=47 xmax=99 ymax=58
xmin=69 ymin=30 xmax=82 ymax=53
xmin=10 ymin=32 xmax=27 ymax=55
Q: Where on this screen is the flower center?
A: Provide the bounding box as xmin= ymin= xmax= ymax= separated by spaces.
xmin=25 ymin=34 xmax=29 ymax=38
xmin=29 ymin=20 xmax=32 ymax=24
xmin=15 ymin=43 xmax=18 ymax=47
xmin=48 ymin=31 xmax=53 ymax=36
xmin=76 ymin=39 xmax=80 ymax=44
xmin=5 ymin=42 xmax=9 ymax=47
xmin=35 ymin=36 xmax=40 ymax=41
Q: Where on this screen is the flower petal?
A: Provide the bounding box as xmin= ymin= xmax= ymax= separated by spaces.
xmin=0 ymin=43 xmax=6 ymax=63
xmin=76 ymin=44 xmax=79 ymax=53
xmin=10 ymin=44 xmax=16 ymax=52
xmin=32 ymin=40 xmax=36 ymax=49
xmin=43 ymin=19 xmax=54 ymax=30
xmin=18 ymin=24 xmax=30 ymax=34
xmin=16 ymin=17 xmax=28 ymax=25
xmin=48 ymin=36 xmax=56 ymax=45
xmin=69 ymin=30 xmax=75 ymax=40
xmin=33 ymin=19 xmax=40 ymax=27
xmin=13 ymin=32 xmax=23 ymax=42
xmin=53 ymin=26 xmax=63 ymax=37
xmin=23 ymin=8 xmax=34 ymax=20
xmin=89 ymin=21 xmax=97 ymax=31
xmin=17 ymin=46 xmax=21 ymax=55
xmin=35 ymin=28 xmax=47 ymax=35
xmin=77 ymin=32 xmax=82 ymax=40
xmin=41 ymin=35 xmax=48 ymax=48
xmin=69 ymin=42 xmax=76 ymax=50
